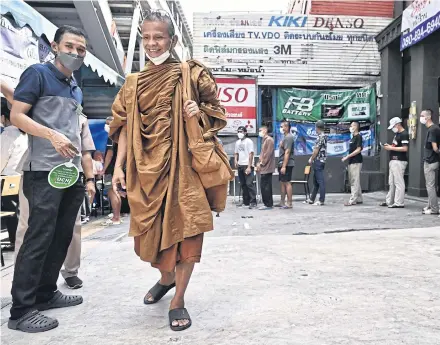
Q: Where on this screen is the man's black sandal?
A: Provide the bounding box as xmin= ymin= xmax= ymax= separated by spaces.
xmin=144 ymin=281 xmax=176 ymax=305
xmin=169 ymin=308 xmax=192 ymax=331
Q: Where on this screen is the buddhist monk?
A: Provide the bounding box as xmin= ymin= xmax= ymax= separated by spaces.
xmin=109 ymin=10 xmax=228 ymax=331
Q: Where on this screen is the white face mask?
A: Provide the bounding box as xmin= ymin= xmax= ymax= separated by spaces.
xmin=145 ymin=41 xmax=172 ymax=65
xmin=104 ymin=124 xmax=110 ymax=133
xmin=392 ymin=127 xmax=398 ymax=133
xmin=420 ymin=117 xmax=427 ymax=125
xmin=258 ymin=131 xmax=265 ymax=138
xmin=349 ymin=127 xmax=355 ymax=133
xmin=238 ymin=133 xmax=245 ymax=139
xmin=280 ymin=128 xmax=284 ymax=135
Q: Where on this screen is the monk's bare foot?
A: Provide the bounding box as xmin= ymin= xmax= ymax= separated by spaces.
xmin=145 ymin=272 xmax=175 ymax=303
xmin=170 ymin=297 xmax=190 ymax=328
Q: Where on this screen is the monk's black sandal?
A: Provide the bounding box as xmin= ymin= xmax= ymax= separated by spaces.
xmin=169 ymin=308 xmax=192 ymax=331
xmin=8 ymin=310 xmax=59 ymax=333
xmin=36 ymin=291 xmax=83 ymax=311
xmin=144 ymin=281 xmax=176 ymax=305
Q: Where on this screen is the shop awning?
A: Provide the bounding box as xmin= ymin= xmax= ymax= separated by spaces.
xmin=1 ymin=0 xmax=124 ymax=86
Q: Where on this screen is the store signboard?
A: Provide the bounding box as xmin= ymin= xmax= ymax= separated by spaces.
xmin=215 ymin=77 xmax=257 ymax=134
xmin=401 ymin=0 xmax=440 ymax=51
xmin=193 ymin=12 xmax=391 ymax=87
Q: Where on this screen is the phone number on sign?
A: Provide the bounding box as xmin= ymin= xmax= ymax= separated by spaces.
xmin=401 ymin=12 xmax=440 ymax=50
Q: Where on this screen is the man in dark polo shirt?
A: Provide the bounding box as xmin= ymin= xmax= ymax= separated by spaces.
xmin=342 ymin=122 xmax=363 ymax=206
xmin=277 ymin=120 xmax=295 ymax=209
xmin=420 ymin=109 xmax=440 ymax=215
xmin=8 ymin=25 xmax=90 ymax=332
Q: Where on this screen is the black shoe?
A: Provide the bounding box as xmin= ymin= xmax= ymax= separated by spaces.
xmin=2 ymin=244 xmax=15 ymax=252
xmin=388 ymin=204 xmax=404 ymax=209
xmin=65 ymin=276 xmax=83 ymax=289
xmin=379 ymin=202 xmax=388 ymax=207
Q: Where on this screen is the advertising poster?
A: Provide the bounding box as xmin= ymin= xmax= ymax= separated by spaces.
xmin=274 ymin=121 xmax=375 ymax=157
xmin=215 ymin=77 xmax=257 ymax=135
xmin=0 ymin=15 xmax=53 ymax=90
xmin=277 ymin=86 xmax=376 ymax=123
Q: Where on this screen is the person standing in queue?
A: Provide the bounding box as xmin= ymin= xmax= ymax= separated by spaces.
xmin=419 ymin=109 xmax=440 ymax=215
xmin=379 ymin=117 xmax=409 ymax=209
xmin=256 ymin=125 xmax=275 ymax=210
xmin=8 ymin=25 xmax=88 ymax=332
xmin=235 ymin=126 xmax=257 ymax=209
xmin=277 ymin=120 xmax=295 ymax=209
xmin=342 ymin=122 xmax=363 ymax=206
xmin=305 ymin=120 xmax=327 ymax=206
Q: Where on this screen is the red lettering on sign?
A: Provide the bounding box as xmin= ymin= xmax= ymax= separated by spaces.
xmin=217 ymin=87 xmax=249 ymax=103
xmin=235 ymin=88 xmax=248 ymax=103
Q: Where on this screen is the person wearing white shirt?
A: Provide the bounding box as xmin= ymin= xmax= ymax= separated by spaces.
xmin=1 ymin=97 xmax=28 ymax=251
xmin=234 ymin=126 xmax=257 ymax=208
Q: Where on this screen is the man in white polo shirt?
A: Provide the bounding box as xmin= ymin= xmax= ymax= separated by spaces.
xmin=234 ymin=126 xmax=257 ymax=209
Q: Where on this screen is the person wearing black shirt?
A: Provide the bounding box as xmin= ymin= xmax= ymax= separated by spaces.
xmin=420 ymin=109 xmax=440 ymax=215
xmin=342 ymin=122 xmax=363 ymax=206
xmin=379 ymin=117 xmax=409 ymax=208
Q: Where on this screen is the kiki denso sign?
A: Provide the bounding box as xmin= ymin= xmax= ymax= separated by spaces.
xmin=215 ymin=77 xmax=257 ymax=135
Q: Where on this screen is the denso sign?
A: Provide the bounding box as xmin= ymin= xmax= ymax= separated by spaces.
xmin=268 ymin=16 xmax=365 ymax=29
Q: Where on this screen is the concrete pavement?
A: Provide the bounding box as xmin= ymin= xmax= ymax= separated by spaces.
xmin=1 ymin=193 xmax=440 ymax=345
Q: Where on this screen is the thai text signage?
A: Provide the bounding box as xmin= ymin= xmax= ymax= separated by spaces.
xmin=401 ymin=0 xmax=440 ymax=51
xmin=193 ymin=12 xmax=392 ymax=86
xmin=215 ymin=77 xmax=257 ymax=135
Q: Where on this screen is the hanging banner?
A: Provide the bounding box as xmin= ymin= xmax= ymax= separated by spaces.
xmin=401 ymin=0 xmax=440 ymax=51
xmin=277 ymin=86 xmax=376 ymax=123
xmin=0 ymin=15 xmax=53 ymax=90
xmin=215 ymin=77 xmax=257 ymax=134
xmin=274 ymin=121 xmax=375 ymax=157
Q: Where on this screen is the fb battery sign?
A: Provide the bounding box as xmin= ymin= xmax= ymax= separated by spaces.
xmin=215 ymin=77 xmax=257 ymax=134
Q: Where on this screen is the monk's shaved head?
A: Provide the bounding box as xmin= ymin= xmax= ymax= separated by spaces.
xmin=142 ymin=10 xmax=175 ymax=37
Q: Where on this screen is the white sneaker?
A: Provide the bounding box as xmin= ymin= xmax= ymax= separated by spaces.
xmin=101 ymin=219 xmax=122 ymax=226
xmin=422 ymin=209 xmax=439 ymax=215
xmin=423 ymin=206 xmax=430 ymax=212
xmin=107 ymin=213 xmax=114 ymax=219
xmin=313 ymin=201 xmax=324 ymax=206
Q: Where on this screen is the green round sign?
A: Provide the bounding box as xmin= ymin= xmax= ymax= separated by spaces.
xmin=48 ymin=162 xmax=80 ymax=189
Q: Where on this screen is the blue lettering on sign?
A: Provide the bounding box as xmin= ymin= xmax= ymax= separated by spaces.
xmin=269 ymin=16 xmax=308 ymax=27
